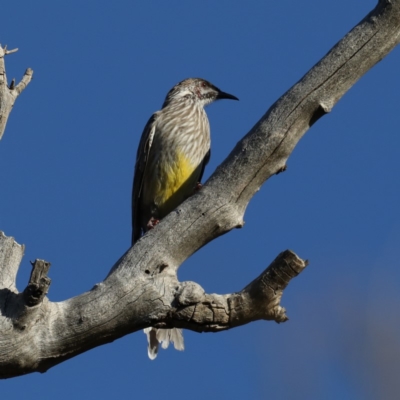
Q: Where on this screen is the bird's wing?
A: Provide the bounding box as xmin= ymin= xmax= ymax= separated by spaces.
xmin=132 ymin=114 xmax=157 ymax=245
xmin=198 ymin=148 xmax=211 ymax=184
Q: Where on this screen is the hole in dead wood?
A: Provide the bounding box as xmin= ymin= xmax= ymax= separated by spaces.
xmin=158 ymin=264 xmax=168 ymax=273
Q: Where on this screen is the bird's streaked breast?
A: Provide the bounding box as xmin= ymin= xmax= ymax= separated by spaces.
xmin=142 ymin=102 xmax=210 ymax=218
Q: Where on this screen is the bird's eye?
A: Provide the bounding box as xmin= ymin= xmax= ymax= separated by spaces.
xmin=201 ymin=82 xmax=207 ymax=88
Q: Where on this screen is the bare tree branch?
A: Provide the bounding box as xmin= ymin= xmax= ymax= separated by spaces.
xmin=23 ymin=260 xmax=52 ymax=307
xmin=0 ymin=44 xmax=33 ymax=140
xmin=0 ymin=231 xmax=24 ymax=291
xmin=1 ymin=0 xmax=399 ymax=379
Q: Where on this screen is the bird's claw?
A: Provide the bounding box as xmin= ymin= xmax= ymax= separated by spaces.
xmin=147 ymin=217 xmax=160 ymax=230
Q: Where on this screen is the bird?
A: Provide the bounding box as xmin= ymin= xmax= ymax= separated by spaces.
xmin=131 ymin=78 xmax=238 ymax=359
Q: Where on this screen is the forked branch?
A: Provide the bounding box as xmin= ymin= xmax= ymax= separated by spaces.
xmin=0 ymin=44 xmax=33 ymax=140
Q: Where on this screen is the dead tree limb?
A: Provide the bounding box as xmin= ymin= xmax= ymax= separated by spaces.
xmin=0 ymin=0 xmax=399 ymax=379
xmin=0 ymin=44 xmax=33 ymax=140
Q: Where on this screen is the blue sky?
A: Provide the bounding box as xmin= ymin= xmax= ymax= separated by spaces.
xmin=1 ymin=1 xmax=399 ymax=399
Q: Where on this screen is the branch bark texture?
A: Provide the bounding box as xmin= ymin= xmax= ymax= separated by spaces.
xmin=1 ymin=0 xmax=399 ymax=378
xmin=0 ymin=44 xmax=33 ymax=140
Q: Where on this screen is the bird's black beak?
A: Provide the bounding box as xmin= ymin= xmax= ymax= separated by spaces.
xmin=216 ymin=90 xmax=239 ymax=101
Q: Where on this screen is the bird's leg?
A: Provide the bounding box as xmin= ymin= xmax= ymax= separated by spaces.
xmin=147 ymin=217 xmax=160 ymax=230
xmin=187 ymin=182 xmax=202 ymax=198
xmin=193 ymin=182 xmax=202 ymax=193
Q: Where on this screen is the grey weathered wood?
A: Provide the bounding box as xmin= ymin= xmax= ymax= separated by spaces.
xmin=1 ymin=0 xmax=399 ymax=378
xmin=7 ymin=260 xmax=52 ymax=333
xmin=0 ymin=231 xmax=24 ymax=291
xmin=0 ymin=44 xmax=33 ymax=140
xmin=23 ymin=260 xmax=52 ymax=307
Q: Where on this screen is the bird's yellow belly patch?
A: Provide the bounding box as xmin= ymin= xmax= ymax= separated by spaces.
xmin=154 ymin=150 xmax=198 ymax=214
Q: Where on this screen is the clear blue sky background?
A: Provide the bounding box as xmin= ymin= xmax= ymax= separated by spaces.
xmin=1 ymin=1 xmax=399 ymax=399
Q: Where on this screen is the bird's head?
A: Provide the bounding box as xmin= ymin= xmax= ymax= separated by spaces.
xmin=162 ymin=78 xmax=238 ymax=108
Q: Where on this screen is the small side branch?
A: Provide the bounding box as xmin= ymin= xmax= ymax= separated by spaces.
xmin=171 ymin=250 xmax=308 ymax=332
xmin=23 ymin=260 xmax=51 ymax=307
xmin=2 ymin=45 xmax=19 ymax=55
xmin=13 ymin=68 xmax=33 ymax=96
xmin=0 ymin=44 xmax=33 ymax=140
xmin=9 ymin=259 xmax=51 ymax=332
xmin=0 ymin=231 xmax=25 ymax=290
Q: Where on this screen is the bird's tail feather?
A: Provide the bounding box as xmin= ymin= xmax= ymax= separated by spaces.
xmin=144 ymin=327 xmax=184 ymax=360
